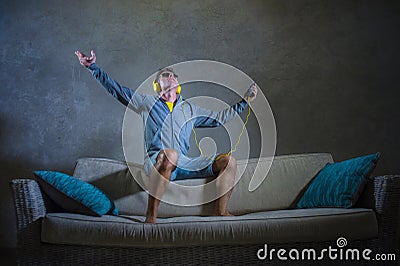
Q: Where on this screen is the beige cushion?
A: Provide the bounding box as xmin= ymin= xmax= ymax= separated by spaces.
xmin=41 ymin=208 xmax=378 ymax=247
xmin=73 ymin=153 xmax=333 ymax=216
xmin=230 ymin=153 xmax=333 ymax=214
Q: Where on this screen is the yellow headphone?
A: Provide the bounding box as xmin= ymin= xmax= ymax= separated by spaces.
xmin=153 ymin=79 xmax=181 ymax=94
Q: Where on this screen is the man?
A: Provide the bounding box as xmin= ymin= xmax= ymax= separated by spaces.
xmin=75 ymin=50 xmax=257 ymax=223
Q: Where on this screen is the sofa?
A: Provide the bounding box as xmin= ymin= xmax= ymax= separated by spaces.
xmin=11 ymin=153 xmax=400 ymax=265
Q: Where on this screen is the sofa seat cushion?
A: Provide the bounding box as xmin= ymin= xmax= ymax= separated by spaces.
xmin=41 ymin=208 xmax=377 ymax=247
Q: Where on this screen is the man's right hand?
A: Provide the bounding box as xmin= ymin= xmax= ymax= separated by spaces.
xmin=75 ymin=50 xmax=96 ymax=68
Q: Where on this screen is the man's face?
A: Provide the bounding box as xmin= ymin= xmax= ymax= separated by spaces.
xmin=158 ymin=71 xmax=179 ymax=93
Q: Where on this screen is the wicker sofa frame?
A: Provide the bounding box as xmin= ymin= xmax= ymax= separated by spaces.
xmin=10 ymin=175 xmax=400 ymax=265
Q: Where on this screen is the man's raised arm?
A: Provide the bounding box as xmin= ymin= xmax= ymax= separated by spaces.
xmin=75 ymin=50 xmax=145 ymax=111
xmin=193 ymin=84 xmax=258 ymax=128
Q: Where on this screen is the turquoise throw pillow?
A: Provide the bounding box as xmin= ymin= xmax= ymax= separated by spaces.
xmin=34 ymin=171 xmax=118 ymax=216
xmin=297 ymin=153 xmax=380 ymax=208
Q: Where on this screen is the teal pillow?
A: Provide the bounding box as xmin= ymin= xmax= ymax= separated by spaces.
xmin=34 ymin=171 xmax=118 ymax=216
xmin=297 ymin=153 xmax=380 ymax=209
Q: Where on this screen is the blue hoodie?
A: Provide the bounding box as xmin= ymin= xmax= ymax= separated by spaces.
xmin=88 ymin=63 xmax=248 ymax=175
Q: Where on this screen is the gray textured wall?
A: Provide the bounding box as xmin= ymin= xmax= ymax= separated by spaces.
xmin=1 ymin=0 xmax=399 ymax=249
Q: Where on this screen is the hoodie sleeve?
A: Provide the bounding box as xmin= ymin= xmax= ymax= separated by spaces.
xmin=193 ymin=99 xmax=249 ymax=128
xmin=88 ymin=63 xmax=146 ymax=113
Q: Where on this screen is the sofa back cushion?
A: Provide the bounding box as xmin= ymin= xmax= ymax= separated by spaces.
xmin=230 ymin=153 xmax=333 ymax=213
xmin=73 ymin=153 xmax=333 ymax=216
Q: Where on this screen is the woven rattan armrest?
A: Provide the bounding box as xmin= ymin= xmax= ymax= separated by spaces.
xmin=10 ymin=179 xmax=46 ymax=231
xmin=372 ymin=175 xmax=400 ymax=246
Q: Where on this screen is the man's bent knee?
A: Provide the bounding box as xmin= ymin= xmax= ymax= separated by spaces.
xmin=156 ymin=149 xmax=178 ymax=172
xmin=223 ymin=155 xmax=236 ymax=171
xmin=213 ymin=154 xmax=236 ymax=173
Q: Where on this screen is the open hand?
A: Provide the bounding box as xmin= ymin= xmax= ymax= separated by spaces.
xmin=75 ymin=50 xmax=96 ymax=68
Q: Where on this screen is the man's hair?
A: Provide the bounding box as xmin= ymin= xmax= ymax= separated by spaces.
xmin=155 ymin=67 xmax=177 ymax=82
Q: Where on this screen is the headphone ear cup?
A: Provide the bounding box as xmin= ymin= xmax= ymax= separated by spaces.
xmin=153 ymin=80 xmax=161 ymax=93
xmin=153 ymin=80 xmax=181 ymax=94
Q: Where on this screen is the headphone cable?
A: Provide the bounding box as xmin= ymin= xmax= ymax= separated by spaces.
xmin=182 ymin=96 xmax=251 ymax=161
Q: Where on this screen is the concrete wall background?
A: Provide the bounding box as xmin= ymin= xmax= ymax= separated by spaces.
xmin=1 ymin=0 xmax=399 ymax=249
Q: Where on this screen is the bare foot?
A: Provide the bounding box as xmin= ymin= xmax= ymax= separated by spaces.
xmin=144 ymin=215 xmax=156 ymax=224
xmin=214 ymin=210 xmax=235 ymax=216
